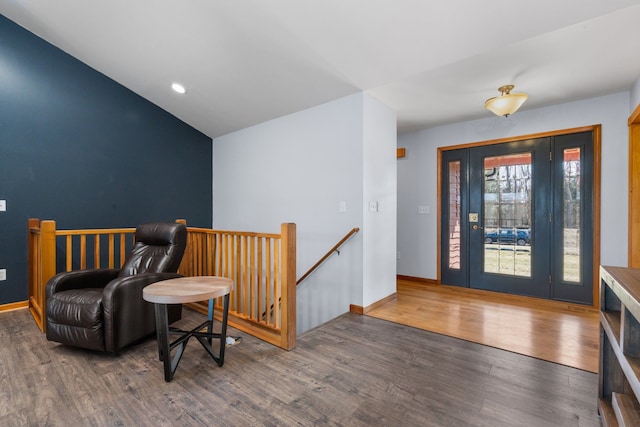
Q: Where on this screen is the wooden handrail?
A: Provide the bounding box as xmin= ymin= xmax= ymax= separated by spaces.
xmin=297 ymin=227 xmax=360 ymax=285
xmin=55 ymin=227 xmax=135 ymax=236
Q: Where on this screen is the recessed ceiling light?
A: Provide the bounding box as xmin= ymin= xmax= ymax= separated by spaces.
xmin=171 ymin=82 xmax=186 ymax=94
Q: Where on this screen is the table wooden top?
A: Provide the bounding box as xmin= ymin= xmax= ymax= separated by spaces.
xmin=143 ymin=276 xmax=234 ymax=304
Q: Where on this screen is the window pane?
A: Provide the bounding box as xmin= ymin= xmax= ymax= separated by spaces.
xmin=448 ymin=161 xmax=461 ymax=270
xmin=483 ymin=153 xmax=531 ymax=277
xmin=563 ymin=148 xmax=581 ymax=283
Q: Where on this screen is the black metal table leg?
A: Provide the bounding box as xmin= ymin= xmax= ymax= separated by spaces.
xmin=219 ymin=293 xmax=230 ymax=365
xmin=207 ymin=298 xmax=214 ymax=346
xmin=152 ymin=295 xmax=232 ymax=381
xmin=154 ymin=303 xmax=187 ymax=382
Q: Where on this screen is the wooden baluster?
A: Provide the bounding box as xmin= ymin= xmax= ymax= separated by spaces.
xmin=80 ymin=235 xmax=86 ymax=270
xmin=197 ymin=232 xmax=203 ymax=275
xmin=231 ymin=234 xmax=238 ymax=313
xmin=119 ymin=233 xmax=126 ymax=267
xmin=94 ymin=234 xmax=100 ymax=269
xmin=242 ymin=235 xmax=248 ymax=316
xmin=265 ymin=237 xmax=272 ymax=325
xmin=206 ymin=232 xmax=213 ymax=275
xmin=249 ymin=235 xmax=256 ymax=320
xmin=108 ymin=234 xmax=114 ymax=268
xmin=273 ymin=238 xmax=280 ymax=329
xmin=66 ymin=235 xmax=72 ymax=272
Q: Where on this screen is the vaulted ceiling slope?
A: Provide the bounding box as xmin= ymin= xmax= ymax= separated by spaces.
xmin=2 ymin=1 xmax=640 ymax=138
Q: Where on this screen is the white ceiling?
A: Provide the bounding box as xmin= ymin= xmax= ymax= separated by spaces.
xmin=3 ymin=1 xmax=640 ymax=138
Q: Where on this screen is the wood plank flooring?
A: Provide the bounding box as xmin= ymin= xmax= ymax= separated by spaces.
xmin=367 ymin=280 xmax=600 ymax=373
xmin=1 ymin=306 xmax=600 ymax=426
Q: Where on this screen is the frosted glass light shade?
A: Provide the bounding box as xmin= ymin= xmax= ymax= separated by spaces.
xmin=485 ymin=85 xmax=528 ymax=117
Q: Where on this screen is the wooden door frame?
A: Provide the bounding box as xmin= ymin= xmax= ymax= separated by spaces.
xmin=437 ymin=125 xmax=602 ymax=307
xmin=628 ymin=104 xmax=640 ymax=267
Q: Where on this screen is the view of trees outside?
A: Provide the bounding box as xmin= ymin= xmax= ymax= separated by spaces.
xmin=483 ymin=153 xmax=532 ymax=277
xmin=483 ymin=154 xmax=532 ymax=229
xmin=562 ymin=148 xmax=581 ymax=283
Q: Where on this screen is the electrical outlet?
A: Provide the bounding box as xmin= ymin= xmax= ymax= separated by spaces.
xmin=418 ymin=205 xmax=429 ymax=214
xmin=0 ymin=269 xmax=6 ymax=281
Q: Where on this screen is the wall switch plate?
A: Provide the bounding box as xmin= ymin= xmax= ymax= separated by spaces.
xmin=369 ymin=201 xmax=379 ymax=212
xmin=0 ymin=269 xmax=6 ymax=281
xmin=339 ymin=201 xmax=347 ymax=212
xmin=418 ymin=205 xmax=429 ymax=214
xmin=0 ymin=200 xmax=5 ymax=212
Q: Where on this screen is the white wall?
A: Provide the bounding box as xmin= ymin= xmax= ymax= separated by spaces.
xmin=212 ymin=93 xmax=396 ymax=333
xmin=362 ymin=95 xmax=397 ymax=306
xmin=397 ymin=92 xmax=631 ymax=280
xmin=632 ymin=76 xmax=640 ymax=111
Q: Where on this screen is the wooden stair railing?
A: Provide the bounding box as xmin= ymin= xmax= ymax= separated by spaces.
xmin=27 ymin=219 xmax=297 ymax=351
xmin=261 ymin=227 xmax=360 ymax=322
xmin=297 ymin=227 xmax=360 ymax=285
xmin=176 ymin=221 xmax=296 ymax=350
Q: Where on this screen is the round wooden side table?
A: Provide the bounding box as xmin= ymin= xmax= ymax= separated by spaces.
xmin=143 ymin=276 xmax=234 ymax=382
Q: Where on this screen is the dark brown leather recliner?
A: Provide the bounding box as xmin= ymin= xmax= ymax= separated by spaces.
xmin=46 ymin=222 xmax=187 ymax=353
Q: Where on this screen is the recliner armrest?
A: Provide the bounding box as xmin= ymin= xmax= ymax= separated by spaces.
xmin=102 ymin=272 xmax=183 ymax=353
xmin=46 ymin=269 xmax=120 ymax=299
xmin=102 ymin=272 xmax=183 ymax=303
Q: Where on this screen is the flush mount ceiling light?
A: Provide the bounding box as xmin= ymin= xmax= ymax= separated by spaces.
xmin=171 ymin=82 xmax=186 ymax=94
xmin=485 ymin=84 xmax=528 ymax=117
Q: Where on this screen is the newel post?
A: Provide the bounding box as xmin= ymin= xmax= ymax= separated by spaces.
xmin=27 ymin=218 xmax=40 ymax=304
xmin=175 ymin=219 xmax=190 ymax=276
xmin=40 ymin=220 xmax=57 ymax=296
xmin=280 ymin=223 xmax=296 ymax=350
xmin=27 ymin=218 xmax=44 ymax=331
xmin=30 ymin=220 xmax=56 ymax=333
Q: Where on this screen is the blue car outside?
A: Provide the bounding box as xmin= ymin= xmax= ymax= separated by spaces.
xmin=484 ymin=228 xmax=530 ymax=245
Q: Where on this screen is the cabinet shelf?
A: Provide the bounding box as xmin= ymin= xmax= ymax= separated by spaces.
xmin=599 ymin=266 xmax=640 ymax=425
xmin=598 ymin=398 xmax=617 ymax=427
xmin=613 ymin=392 xmax=640 ymax=426
xmin=602 ymin=310 xmax=621 ymax=344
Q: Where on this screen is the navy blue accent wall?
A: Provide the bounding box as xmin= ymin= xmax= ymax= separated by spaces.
xmin=0 ymin=15 xmax=212 ymax=305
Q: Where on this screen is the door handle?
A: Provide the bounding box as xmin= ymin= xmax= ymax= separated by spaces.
xmin=472 ymin=224 xmax=484 ymax=231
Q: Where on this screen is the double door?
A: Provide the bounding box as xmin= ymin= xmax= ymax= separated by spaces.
xmin=440 ymin=131 xmax=594 ymax=304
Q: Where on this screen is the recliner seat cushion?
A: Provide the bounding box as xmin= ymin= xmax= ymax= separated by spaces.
xmin=46 ymin=288 xmax=105 ymax=352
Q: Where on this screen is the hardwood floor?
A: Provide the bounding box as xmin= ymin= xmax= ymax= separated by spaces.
xmin=1 ymin=306 xmax=600 ymax=426
xmin=367 ymin=280 xmax=600 ymax=373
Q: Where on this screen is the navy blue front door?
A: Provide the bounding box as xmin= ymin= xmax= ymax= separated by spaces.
xmin=440 ymin=131 xmax=594 ymax=305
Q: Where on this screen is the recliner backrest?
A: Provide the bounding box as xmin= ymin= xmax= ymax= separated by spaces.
xmin=118 ymin=222 xmax=187 ymax=277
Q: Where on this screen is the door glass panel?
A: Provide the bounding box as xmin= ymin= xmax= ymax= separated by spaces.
xmin=563 ymin=148 xmax=581 ymax=283
xmin=448 ymin=161 xmax=461 ymax=270
xmin=483 ymin=153 xmax=532 ymax=277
